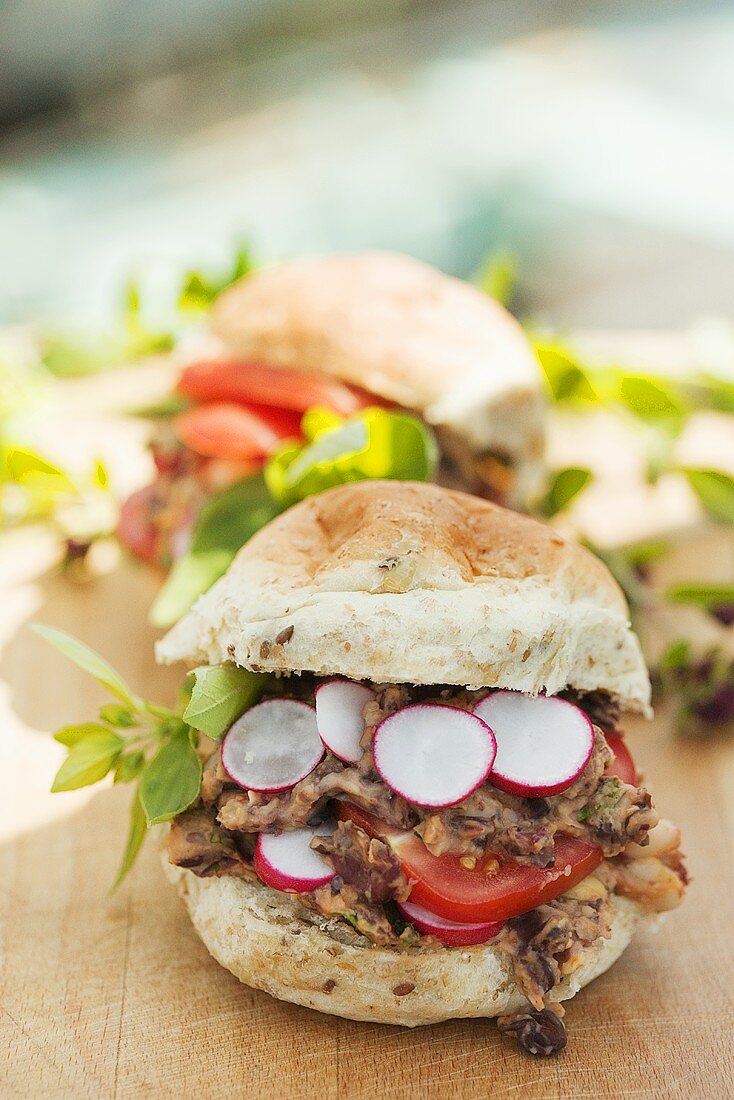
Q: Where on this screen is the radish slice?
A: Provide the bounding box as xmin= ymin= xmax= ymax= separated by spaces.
xmin=221 ymin=698 xmax=324 ymax=793
xmin=397 ymin=899 xmax=504 ymax=947
xmin=315 ymin=679 xmax=374 ymax=763
xmin=372 ymin=704 xmax=496 ymax=808
xmin=474 ymin=691 xmax=594 ymax=797
xmin=254 ymin=825 xmax=335 ymax=893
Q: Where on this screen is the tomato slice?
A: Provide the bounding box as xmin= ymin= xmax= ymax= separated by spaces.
xmin=174 ymin=402 xmax=301 ymax=461
xmin=176 ymin=359 xmax=377 ymax=417
xmin=603 ymin=733 xmax=638 ymax=786
xmin=337 ymin=803 xmax=602 ymax=924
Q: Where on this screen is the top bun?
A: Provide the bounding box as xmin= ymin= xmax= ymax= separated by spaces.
xmin=211 ymin=251 xmax=544 ymax=467
xmin=157 ymin=481 xmax=651 ymax=715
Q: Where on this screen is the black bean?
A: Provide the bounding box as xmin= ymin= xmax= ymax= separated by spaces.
xmin=497 ymin=1009 xmax=567 ymax=1056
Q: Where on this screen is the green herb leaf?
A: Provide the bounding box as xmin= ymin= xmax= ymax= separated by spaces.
xmin=33 ymin=625 xmax=143 ymax=710
xmin=615 ymin=374 xmax=686 ymax=430
xmin=184 ymin=664 xmax=266 ymax=740
xmin=618 ymin=539 xmax=669 ymax=570
xmin=41 ymin=331 xmax=125 ymax=378
xmin=178 ymin=244 xmax=255 ymax=311
xmin=682 ymin=468 xmax=734 ymax=523
xmin=51 ymin=730 xmax=124 ymax=791
xmin=150 ymin=475 xmax=282 ymax=627
xmin=539 ymin=466 xmax=592 ymax=517
xmin=99 ymin=704 xmax=137 ymax=728
xmin=265 ymin=408 xmax=438 ymax=507
xmin=660 ymin=639 xmax=692 ymax=671
xmin=667 ymin=583 xmax=734 ymax=611
xmin=473 ymin=248 xmax=518 ymax=306
xmin=54 ymin=722 xmax=115 ymax=747
xmin=111 ymin=790 xmax=148 ymax=891
xmin=5 ymin=447 xmax=75 ymax=492
xmin=121 ymin=277 xmax=176 ymax=356
xmin=533 ymin=343 xmax=598 ymax=404
xmin=139 ymin=725 xmax=202 ymax=825
xmin=114 ymin=750 xmax=146 ymax=784
xmin=692 ymin=373 xmax=734 ymax=415
xmin=128 ymin=394 xmax=192 ymax=419
xmin=93 ymin=460 xmax=109 ymax=490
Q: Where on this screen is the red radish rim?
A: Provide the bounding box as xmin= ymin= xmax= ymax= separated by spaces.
xmin=397 ymin=899 xmax=504 ymax=947
xmin=475 ymin=691 xmax=595 ymax=798
xmin=254 ymin=826 xmax=335 ymax=893
xmin=372 ymin=703 xmax=497 ymax=809
xmin=314 ymin=678 xmax=374 ymax=764
xmin=221 ymin=698 xmax=324 ymax=793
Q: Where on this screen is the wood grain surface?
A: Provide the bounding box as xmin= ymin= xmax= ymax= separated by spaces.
xmin=1 ymin=354 xmax=734 ymax=1099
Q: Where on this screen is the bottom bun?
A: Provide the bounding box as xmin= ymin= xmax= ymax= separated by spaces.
xmin=164 ymin=859 xmax=651 ymax=1026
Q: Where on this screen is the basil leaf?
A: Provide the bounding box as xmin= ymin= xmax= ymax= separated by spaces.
xmin=128 ymin=394 xmax=191 ymax=419
xmin=33 ymin=625 xmax=143 ymax=710
xmin=667 ymin=583 xmax=734 ymax=610
xmin=694 ymin=373 xmax=734 ymax=415
xmin=615 ymin=374 xmax=686 ymax=430
xmin=660 ymin=639 xmax=692 ymax=671
xmin=473 ymin=248 xmax=518 ymax=306
xmin=121 ymin=277 xmax=176 ymax=356
xmin=682 ymin=468 xmax=734 ymax=523
xmin=178 ymin=244 xmax=254 ymax=311
xmin=139 ymin=725 xmax=201 ymax=825
xmin=618 ymin=539 xmax=669 ymax=569
xmin=41 ymin=331 xmax=125 ymax=378
xmin=51 ymin=731 xmax=124 ymax=792
xmin=539 ymin=466 xmax=592 ymax=517
xmin=534 ymin=343 xmax=598 ymax=404
xmin=150 ymin=474 xmax=282 ymax=627
xmin=54 ymin=722 xmax=114 ymax=747
xmin=265 ymin=408 xmax=437 ymax=507
xmin=184 ymin=664 xmax=266 ymax=740
xmin=111 ymin=790 xmax=148 ymax=891
xmin=114 ymin=750 xmax=146 ymax=784
xmin=99 ymin=704 xmax=137 ymax=728
xmin=92 ymin=460 xmax=109 ymax=490
xmin=5 ymin=447 xmax=75 ymax=492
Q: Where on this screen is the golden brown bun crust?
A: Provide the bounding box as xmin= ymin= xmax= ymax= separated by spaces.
xmin=165 ymin=858 xmax=648 ymax=1026
xmin=157 ymin=481 xmax=651 ymax=713
xmin=210 ymin=251 xmax=545 ymax=467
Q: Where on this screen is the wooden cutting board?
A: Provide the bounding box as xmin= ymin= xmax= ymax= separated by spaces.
xmin=1 ymin=354 xmax=734 ymax=1098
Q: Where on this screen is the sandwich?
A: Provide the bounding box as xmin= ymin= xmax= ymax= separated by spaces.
xmin=119 ymin=252 xmax=545 ymax=574
xmin=154 ymin=480 xmax=686 ymax=1055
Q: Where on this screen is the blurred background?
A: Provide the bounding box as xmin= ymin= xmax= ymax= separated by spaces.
xmin=1 ymin=0 xmax=733 ymax=738
xmin=2 ymin=0 xmax=734 ymax=328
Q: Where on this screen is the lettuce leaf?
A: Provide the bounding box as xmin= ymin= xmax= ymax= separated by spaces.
xmin=265 ymin=408 xmax=438 ymax=507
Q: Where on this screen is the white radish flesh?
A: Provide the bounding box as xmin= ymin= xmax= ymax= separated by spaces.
xmin=474 ymin=691 xmax=594 ymax=797
xmin=397 ymin=899 xmax=504 ymax=947
xmin=315 ymin=679 xmax=374 ymax=763
xmin=372 ymin=704 xmax=496 ymax=808
xmin=221 ymin=698 xmax=324 ymax=793
xmin=254 ymin=825 xmax=335 ymax=893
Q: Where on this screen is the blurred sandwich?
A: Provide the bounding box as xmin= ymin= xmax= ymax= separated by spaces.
xmin=119 ymin=251 xmax=545 ymax=572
